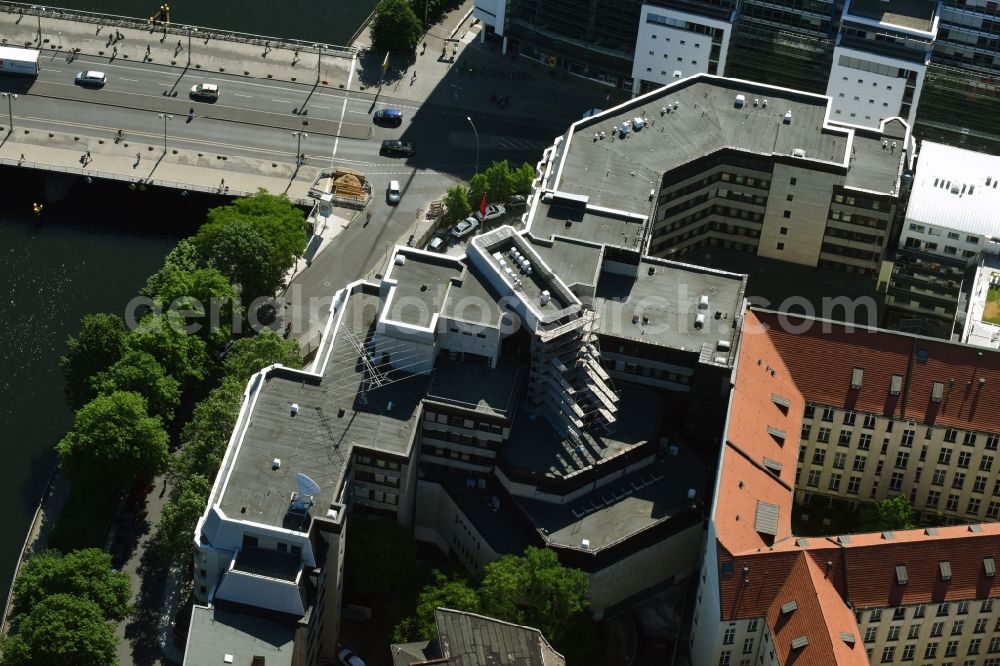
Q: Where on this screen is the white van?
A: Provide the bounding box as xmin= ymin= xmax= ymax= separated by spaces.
xmin=386 ymin=180 xmax=401 ymax=205
xmin=75 ymin=70 xmax=106 ymax=87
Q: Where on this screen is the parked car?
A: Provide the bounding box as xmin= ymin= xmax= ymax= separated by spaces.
xmin=337 ymin=647 xmax=366 ymax=666
xmin=475 ymin=204 xmax=506 ymax=223
xmin=75 ymin=70 xmax=106 ymax=87
xmin=373 ymin=108 xmax=403 ymax=126
xmin=426 ymin=235 xmax=447 ymax=252
xmin=507 ymin=194 xmax=528 ymax=208
xmin=190 ymin=83 xmax=220 ymax=101
xmin=450 ymin=216 xmax=480 ymax=239
xmin=380 ymin=139 xmax=415 ymax=157
xmin=386 ymin=179 xmax=401 ymax=205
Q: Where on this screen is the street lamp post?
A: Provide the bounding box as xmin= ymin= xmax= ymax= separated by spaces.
xmin=187 ymin=26 xmax=197 ymax=66
xmin=315 ymin=43 xmax=324 ymax=83
xmin=466 ymin=116 xmax=480 ymax=176
xmin=1 ymin=93 xmax=17 ymax=134
xmin=292 ymin=131 xmax=308 ymax=165
xmin=157 ymin=113 xmax=173 ymax=153
xmin=31 ymin=5 xmax=41 ymax=46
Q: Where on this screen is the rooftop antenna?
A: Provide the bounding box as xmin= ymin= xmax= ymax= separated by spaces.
xmin=297 ymin=472 xmax=322 ymax=496
xmin=340 ymin=325 xmax=389 ymax=405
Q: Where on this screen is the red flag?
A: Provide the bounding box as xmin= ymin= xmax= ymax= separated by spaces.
xmin=479 ymin=192 xmax=487 ymax=218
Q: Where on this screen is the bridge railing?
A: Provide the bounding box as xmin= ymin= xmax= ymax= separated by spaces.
xmin=4 ymin=156 xmax=315 ymax=206
xmin=0 ymin=1 xmax=356 ymax=58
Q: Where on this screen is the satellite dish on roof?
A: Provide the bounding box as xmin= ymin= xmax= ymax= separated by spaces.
xmin=297 ymin=473 xmax=322 ymax=496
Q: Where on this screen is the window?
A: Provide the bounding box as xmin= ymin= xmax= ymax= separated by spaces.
xmin=872 ymin=609 xmax=883 ymax=622
xmin=945 ymin=428 xmax=958 ymax=443
xmin=818 ymin=428 xmax=831 ymax=443
xmin=839 ymin=430 xmax=852 ymax=446
xmin=776 ymin=242 xmax=785 ymax=251
xmin=807 ymin=470 xmax=821 ymax=487
xmin=988 ymin=501 xmax=1000 ymax=520
xmin=901 ymin=429 xmax=915 ymax=447
xmin=927 ymin=490 xmax=941 ymax=508
xmin=958 ymin=601 xmax=970 ymax=615
xmin=946 ymin=494 xmax=960 ymax=511
xmin=888 ymin=625 xmax=901 ymax=641
xmin=822 ymin=408 xmax=835 ymax=422
xmin=982 ymin=456 xmax=994 ymax=472
xmin=742 ymin=637 xmax=754 ymax=654
xmin=848 ymin=476 xmax=861 ymax=494
xmin=932 ymin=621 xmax=945 ymax=636
xmin=890 ymin=472 xmax=904 ymax=491
xmin=932 ymin=469 xmax=946 ymax=486
xmin=925 ymin=642 xmax=938 ymax=659
xmin=901 ymin=644 xmax=915 ymax=660
xmin=834 ymin=452 xmax=847 ymax=469
xmin=908 ymin=624 xmax=920 ymax=639
xmin=723 ymin=628 xmax=735 ymax=645
xmin=914 ymin=605 xmax=925 ymax=619
xmin=865 ymin=626 xmax=878 ymax=642
xmin=940 ymin=448 xmax=953 ymax=465
xmin=975 ymin=618 xmax=989 ymax=633
xmin=719 ymin=650 xmax=732 ymax=665
xmin=790 ymin=177 xmax=797 ymax=186
xmin=896 ymin=452 xmax=909 ymax=469
xmin=946 ymin=640 xmax=959 ymax=657
xmin=780 ymin=226 xmax=788 ymax=235
xmin=804 ymin=404 xmax=815 ymax=419
xmin=813 ymin=449 xmax=827 ymax=465
xmin=953 ymin=472 xmax=966 ymax=490
xmin=938 ymin=604 xmax=951 ymax=618
xmin=783 ymin=210 xmax=791 ymax=218
xmin=954 ymin=451 xmax=975 ymax=475
xmin=802 ymin=424 xmax=812 ymax=439
xmin=881 ymin=646 xmax=895 ymax=663
xmin=853 ymin=455 xmax=867 ymax=472
xmin=864 ymin=414 xmax=876 ymax=429
xmin=843 ymin=412 xmax=857 ymax=426
xmin=975 ymin=476 xmax=988 ymax=493
xmin=953 ymin=620 xmax=965 ymax=635
xmin=829 ymin=473 xmax=842 ymax=491
xmin=987 ymin=435 xmax=999 ymax=451
xmin=989 ymin=636 xmax=1000 ymax=653
xmin=858 ymin=433 xmax=872 ymax=450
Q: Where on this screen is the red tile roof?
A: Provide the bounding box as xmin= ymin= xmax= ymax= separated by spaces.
xmin=755 ymin=310 xmax=1000 ymax=433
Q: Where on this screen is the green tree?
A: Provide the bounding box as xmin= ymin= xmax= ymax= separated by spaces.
xmin=222 ymin=329 xmax=302 ymax=383
xmin=125 ymin=311 xmax=210 ymax=387
xmin=858 ymin=495 xmax=916 ymax=532
xmin=345 ymin=519 xmax=417 ymax=598
xmin=156 ymin=474 xmax=213 ymax=561
xmin=57 ymin=391 xmax=170 ymax=490
xmin=393 ymin=571 xmax=480 ymax=642
xmin=2 ymin=594 xmax=117 ymax=666
xmin=467 ymin=173 xmax=488 ymax=211
xmin=140 ymin=238 xmax=203 ymax=299
xmin=371 ymin=0 xmax=423 ymax=52
xmin=510 ymin=162 xmax=536 ymax=195
xmin=194 ymin=190 xmax=306 ymax=302
xmin=12 ymin=549 xmax=131 ymax=622
xmin=480 ymin=546 xmax=589 ymax=644
xmin=443 ymin=184 xmax=472 ymax=223
xmin=90 ymin=350 xmax=182 ymax=423
xmin=483 ymin=160 xmax=514 ymax=203
xmin=59 ymin=313 xmax=128 ymax=409
xmin=172 ymin=377 xmax=245 ymax=482
xmin=153 ymin=266 xmax=242 ymax=348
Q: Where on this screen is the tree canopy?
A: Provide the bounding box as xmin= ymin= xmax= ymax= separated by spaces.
xmin=345 ymin=518 xmax=417 ymax=598
xmin=858 ymin=495 xmax=916 ymax=532
xmin=467 ymin=173 xmax=488 ymax=211
xmin=57 ymin=391 xmax=170 ymax=489
xmin=12 ymin=549 xmax=131 ymax=622
xmin=222 ymin=329 xmax=302 ymax=383
xmin=509 ymin=162 xmax=536 ymax=195
xmin=480 ymin=547 xmax=589 ymax=644
xmin=484 ymin=160 xmax=514 ymax=203
xmin=172 ymin=377 xmax=245 ymax=482
xmin=59 ymin=313 xmax=128 ymax=409
xmin=140 ymin=237 xmax=202 ymax=299
xmin=443 ymin=184 xmax=472 ymax=223
xmin=125 ymin=311 xmax=210 ymax=387
xmin=393 ymin=570 xmax=480 ymax=642
xmin=371 ymin=0 xmax=423 ymax=52
xmin=152 ymin=266 xmax=241 ymax=348
xmin=90 ymin=349 xmax=181 ymax=423
xmin=194 ymin=190 xmax=306 ymax=302
xmin=156 ymin=474 xmax=213 ymax=560
xmin=1 ymin=594 xmax=118 ymax=666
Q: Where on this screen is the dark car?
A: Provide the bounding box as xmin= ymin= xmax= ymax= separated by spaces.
xmin=380 ymin=139 xmax=415 ymax=157
xmin=373 ymin=108 xmax=403 ymax=126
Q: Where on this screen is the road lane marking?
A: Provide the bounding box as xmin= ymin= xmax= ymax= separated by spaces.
xmin=331 ymin=52 xmax=357 ymax=162
xmin=313 ymin=105 xmax=329 ymax=110
xmin=120 ymin=77 xmax=138 ymax=82
xmin=272 ymin=98 xmax=292 ymax=103
xmin=233 ymin=93 xmax=252 ymax=98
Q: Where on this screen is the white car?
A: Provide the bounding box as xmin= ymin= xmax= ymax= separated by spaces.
xmin=450 ymin=216 xmax=480 ymax=239
xmin=475 ymin=203 xmax=506 ymax=223
xmin=190 ymin=83 xmax=219 ymax=101
xmin=337 ymin=647 xmax=366 ymax=666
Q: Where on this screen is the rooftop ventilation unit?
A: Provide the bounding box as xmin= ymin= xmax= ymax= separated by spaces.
xmin=851 ymin=367 xmax=864 ymax=389
xmin=763 ymin=99 xmax=768 ymax=107
xmin=931 ymin=382 xmax=944 ymax=403
xmin=735 ymin=94 xmax=746 ymax=108
xmin=840 ymin=632 xmax=856 ymax=646
xmin=792 ymin=148 xmax=807 ymax=158
xmin=890 ymin=374 xmax=902 ymax=395
xmin=790 ymin=636 xmax=808 ymax=650
xmin=694 ymin=313 xmax=705 ymax=329
xmin=783 ymin=111 xmax=792 ymax=124
xmin=985 ymin=557 xmax=996 ymax=578
xmin=699 ymin=294 xmax=709 ymax=309
xmin=540 ymin=290 xmax=551 ymax=306
xmin=580 ymin=538 xmax=590 ymax=550
xmin=940 ymin=560 xmax=952 ymax=581
xmin=781 ymin=600 xmax=798 ymax=614
xmin=895 ymin=564 xmax=908 ymax=585
xmin=394 ymin=254 xmax=406 ymax=266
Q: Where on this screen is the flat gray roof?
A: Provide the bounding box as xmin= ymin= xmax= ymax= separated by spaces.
xmin=425 ymin=357 xmax=525 ymax=417
xmin=219 ymin=288 xmax=427 ymax=529
xmin=846 ymin=0 xmax=936 ymax=32
xmin=529 ymin=201 xmax=647 ymax=251
xmin=593 ymin=258 xmax=745 ymax=353
xmin=526 ymin=236 xmax=604 ymax=292
xmin=183 ymin=606 xmax=294 ymax=666
xmin=442 ymin=263 xmax=504 ymax=328
xmin=435 ymin=608 xmax=559 ymax=665
xmin=545 ymin=76 xmax=905 ymax=227
xmin=500 ymin=382 xmax=663 ymax=478
xmin=385 ymin=252 xmax=463 ymax=327
xmin=845 ymin=120 xmax=909 ymax=193
xmin=516 ymin=454 xmax=703 ymax=551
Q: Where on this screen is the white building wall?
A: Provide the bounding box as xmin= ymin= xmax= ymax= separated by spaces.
xmin=827 ymin=46 xmax=926 ymax=128
xmin=900 ymin=218 xmax=984 ymax=264
xmin=689 ymin=523 xmax=725 ymax=665
xmin=473 ymin=0 xmax=506 ymax=36
xmin=631 ymin=5 xmax=731 ymax=92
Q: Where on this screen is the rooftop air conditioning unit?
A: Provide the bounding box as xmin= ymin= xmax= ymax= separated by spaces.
xmin=735 ymin=94 xmax=746 ymax=108
xmin=792 ymin=148 xmax=806 ymax=158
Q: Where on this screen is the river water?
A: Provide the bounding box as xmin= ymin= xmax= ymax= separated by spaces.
xmin=39 ymin=0 xmax=379 ymax=45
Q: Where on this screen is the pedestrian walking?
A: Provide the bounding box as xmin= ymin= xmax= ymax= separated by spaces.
xmin=136 ymin=152 xmax=141 ymax=161
xmin=85 ymin=150 xmax=91 ymax=159
xmin=19 ymin=153 xmax=25 ymax=162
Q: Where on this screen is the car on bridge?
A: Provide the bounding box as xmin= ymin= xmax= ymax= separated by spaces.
xmin=380 ymin=139 xmax=415 ymax=158
xmin=75 ymin=70 xmax=106 ymax=87
xmin=190 ymin=83 xmax=220 ymax=101
xmin=373 ymin=108 xmax=403 ymax=127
